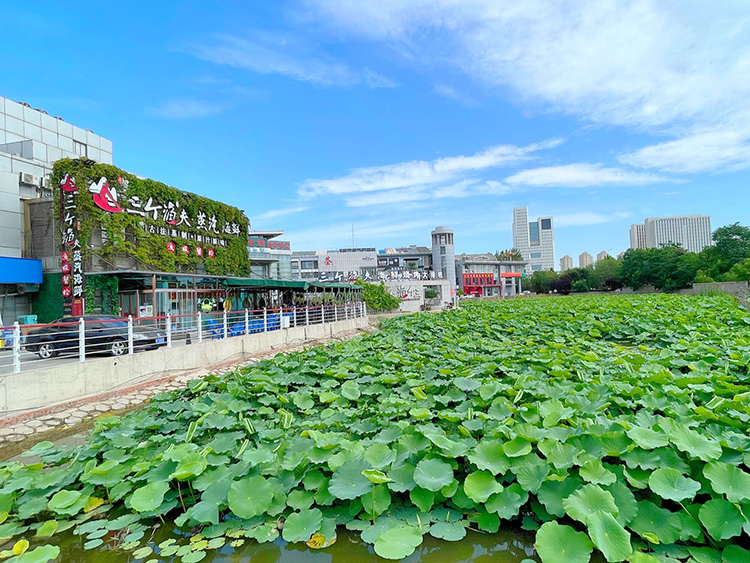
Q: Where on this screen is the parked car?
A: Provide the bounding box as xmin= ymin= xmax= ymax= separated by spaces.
xmin=24 ymin=315 xmax=167 ymax=359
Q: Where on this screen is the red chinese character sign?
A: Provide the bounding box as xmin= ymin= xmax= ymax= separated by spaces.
xmin=166 ymin=241 xmax=176 ymax=253
xmin=62 ymin=287 xmax=72 ymax=298
xmin=89 ymin=177 xmax=123 ymax=213
xmin=60 ymin=174 xmax=84 ymax=316
xmin=196 ymin=246 xmax=203 ymax=257
xmin=181 ymin=244 xmax=190 ymax=255
xmin=62 ymin=274 xmax=71 ymax=286
xmin=60 ymin=174 xmax=77 ymax=193
xmin=207 ymin=248 xmax=215 ymax=258
xmin=61 ymin=251 xmax=70 ymax=262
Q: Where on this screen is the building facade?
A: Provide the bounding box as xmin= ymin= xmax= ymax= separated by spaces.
xmin=579 ymin=252 xmax=593 ymax=268
xmin=639 ymin=215 xmax=712 ymax=253
xmin=596 ymin=251 xmax=610 ymax=262
xmin=0 ymin=96 xmax=113 ymax=322
xmin=513 ymin=207 xmax=554 ymax=273
xmin=431 ymin=226 xmax=456 ymax=294
xmin=290 ymin=249 xmax=378 ymax=282
xmin=248 ymin=230 xmax=292 ymax=280
xmin=455 ymin=253 xmax=527 ymax=298
xmin=629 ymin=223 xmax=646 ymax=249
xmin=559 ymin=255 xmax=573 ymax=272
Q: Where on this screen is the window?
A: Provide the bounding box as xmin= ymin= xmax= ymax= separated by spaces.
xmin=529 ymin=222 xmax=540 ymax=245
xmin=440 ymin=245 xmax=446 ymax=255
xmin=301 ymin=260 xmax=317 ymax=270
xmin=73 ymin=140 xmax=87 ymax=157
xmin=531 ymin=264 xmax=542 ymax=271
xmin=541 ymin=218 xmax=552 ymax=230
xmin=530 ymin=252 xmax=541 ymax=259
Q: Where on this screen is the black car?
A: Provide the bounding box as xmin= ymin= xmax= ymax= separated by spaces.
xmin=24 ymin=315 xmax=167 ymax=359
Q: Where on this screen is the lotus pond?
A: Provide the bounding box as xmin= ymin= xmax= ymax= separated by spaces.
xmin=0 ymin=293 xmax=749 ymax=563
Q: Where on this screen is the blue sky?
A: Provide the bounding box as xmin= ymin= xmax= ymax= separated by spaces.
xmin=3 ymin=1 xmax=749 ymax=264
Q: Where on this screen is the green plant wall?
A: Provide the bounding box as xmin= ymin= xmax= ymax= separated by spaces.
xmin=31 ymin=274 xmax=64 ymax=322
xmin=52 ymin=158 xmax=250 ymax=277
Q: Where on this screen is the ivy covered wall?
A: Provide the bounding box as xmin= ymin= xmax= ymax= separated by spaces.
xmin=52 ymin=158 xmax=251 ymax=277
xmin=31 ymin=274 xmax=63 ymax=323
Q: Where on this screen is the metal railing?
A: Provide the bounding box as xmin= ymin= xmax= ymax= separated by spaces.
xmin=0 ymin=303 xmax=367 ymax=375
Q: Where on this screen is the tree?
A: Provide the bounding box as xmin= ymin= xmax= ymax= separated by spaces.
xmin=590 ymin=257 xmax=622 ymax=290
xmin=528 ymin=270 xmax=559 ymax=294
xmin=713 ymin=223 xmax=750 ymax=265
xmin=550 ymin=274 xmax=572 ymax=294
xmin=494 ymin=248 xmax=524 ymax=261
xmin=620 ymin=245 xmax=699 ymax=291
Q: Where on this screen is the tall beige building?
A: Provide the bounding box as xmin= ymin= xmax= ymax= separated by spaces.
xmin=559 ymin=255 xmax=573 ymax=272
xmin=579 ymin=252 xmax=593 ymax=268
xmin=596 ymin=250 xmax=610 ymax=262
xmin=630 ymin=215 xmax=712 ymax=253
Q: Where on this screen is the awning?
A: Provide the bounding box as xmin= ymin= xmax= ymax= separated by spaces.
xmin=221 ymin=278 xmax=309 ymax=290
xmin=0 ymin=257 xmax=43 ymax=284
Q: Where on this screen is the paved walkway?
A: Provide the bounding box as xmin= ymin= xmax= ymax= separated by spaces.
xmin=0 ymin=325 xmax=374 ymax=454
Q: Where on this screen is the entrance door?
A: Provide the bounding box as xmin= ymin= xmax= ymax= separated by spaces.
xmin=119 ymin=292 xmax=138 ymax=318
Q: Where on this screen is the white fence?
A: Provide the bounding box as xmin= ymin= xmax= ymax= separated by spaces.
xmin=0 ymin=303 xmax=367 ymax=375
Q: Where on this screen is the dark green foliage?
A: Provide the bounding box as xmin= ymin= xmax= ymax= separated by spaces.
xmin=712 ymin=223 xmax=750 ymax=265
xmin=620 ymin=245 xmax=700 ymax=291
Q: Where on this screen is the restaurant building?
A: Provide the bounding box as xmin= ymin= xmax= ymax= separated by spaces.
xmin=28 ymin=158 xmax=359 ymax=322
xmin=455 ymin=253 xmax=527 ymax=298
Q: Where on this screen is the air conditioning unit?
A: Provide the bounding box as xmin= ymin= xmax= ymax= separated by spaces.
xmin=40 ymin=177 xmax=49 ymax=189
xmin=20 ymin=173 xmax=38 ymax=186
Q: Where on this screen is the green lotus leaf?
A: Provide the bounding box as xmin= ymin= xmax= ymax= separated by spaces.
xmin=409 ymin=487 xmax=435 ymax=512
xmin=373 ymin=525 xmax=423 ymax=560
xmin=668 ymin=423 xmax=722 ymax=461
xmin=473 ymin=512 xmax=500 ymax=533
xmin=468 ymin=440 xmax=511 ymax=475
xmin=387 ymin=462 xmax=416 ymax=493
xmin=341 ymin=381 xmax=361 ymax=400
xmin=503 ymin=437 xmax=532 ymax=457
xmin=132 ymin=546 xmax=153 ymax=559
xmin=485 ymin=483 xmax=528 ymax=520
xmin=293 ymin=393 xmax=314 ymax=410
xmin=328 ymin=459 xmax=373 ymax=500
xmin=629 ymin=501 xmax=681 ymax=544
xmin=626 ymin=426 xmax=669 ymax=450
xmin=282 ymin=508 xmax=323 ymax=543
xmin=429 ymin=521 xmax=467 ymax=541
xmin=364 ymin=443 xmax=396 ymax=469
xmin=514 ymin=456 xmax=549 ymax=493
xmin=538 ymin=478 xmax=583 ymax=517
xmin=287 ymin=489 xmax=316 ymax=511
xmin=413 ymin=458 xmax=454 ymax=493
xmin=586 ymin=510 xmax=632 ymax=562
xmin=698 ymin=499 xmax=744 ymax=541
xmin=722 ymin=545 xmax=750 ymax=563
xmin=361 ymin=516 xmax=402 ymax=544
xmin=703 ymin=462 xmax=750 ymax=503
xmin=562 ymin=484 xmax=618 ymax=523
xmin=182 ymin=550 xmax=206 ymax=563
xmin=34 ymin=520 xmax=58 ymax=539
xmin=627 ymin=552 xmax=660 ymax=563
xmin=542 ymin=442 xmax=579 ymax=470
xmin=604 ymin=481 xmax=638 ymax=526
xmin=206 ymin=432 xmax=244 ymax=454
xmin=4 ymin=545 xmax=60 ymax=563
xmin=362 ymin=484 xmax=391 ymax=518
xmin=579 ymin=459 xmax=616 ymax=486
xmin=463 ymin=471 xmax=503 ymax=503
xmin=454 ymin=377 xmax=480 ymax=391
xmin=46 ymin=490 xmax=81 ymax=512
xmin=170 ymin=452 xmax=208 ymax=480
xmin=648 ymin=468 xmax=700 ymax=502
xmin=535 ymin=521 xmax=593 ymax=563
xmin=227 ymin=476 xmax=274 ymax=519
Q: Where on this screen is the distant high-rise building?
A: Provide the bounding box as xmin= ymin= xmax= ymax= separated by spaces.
xmin=596 ymin=250 xmax=610 ymax=262
xmin=617 ymin=251 xmax=626 ymax=259
xmin=512 ymin=207 xmax=555 ymax=274
xmin=579 ymin=252 xmax=593 ymax=268
xmin=560 ymin=255 xmax=573 ymax=272
xmin=631 ymin=215 xmax=712 ymax=253
xmin=629 ymin=224 xmax=646 ymax=249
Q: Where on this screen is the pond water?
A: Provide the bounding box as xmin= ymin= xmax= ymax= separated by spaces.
xmin=31 ymin=527 xmax=540 ymax=563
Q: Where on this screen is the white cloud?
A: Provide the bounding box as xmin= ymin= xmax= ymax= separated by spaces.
xmin=296 ymin=0 xmax=750 ymax=171
xmin=253 ymin=206 xmax=309 ymax=221
xmin=555 ymin=211 xmax=631 ymax=228
xmin=433 ymin=85 xmax=475 ymax=106
xmin=505 ymin=163 xmax=667 ymax=188
xmin=619 ymin=127 xmax=750 ymax=173
xmin=300 ymin=139 xmax=561 ymax=198
xmin=183 ymin=32 xmax=358 ymax=86
xmin=364 ymin=68 xmax=397 ymax=88
xmin=150 ymin=99 xmax=227 ymax=119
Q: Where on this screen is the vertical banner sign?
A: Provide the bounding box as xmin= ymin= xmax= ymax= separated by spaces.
xmin=60 ymin=174 xmax=84 ymax=316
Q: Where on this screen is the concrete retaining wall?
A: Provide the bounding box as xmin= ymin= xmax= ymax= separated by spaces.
xmin=681 ymin=281 xmax=750 ymax=297
xmin=0 ymin=317 xmax=367 ymax=414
